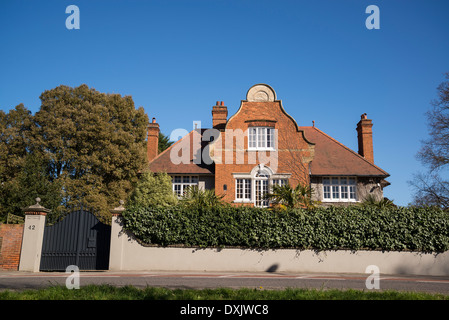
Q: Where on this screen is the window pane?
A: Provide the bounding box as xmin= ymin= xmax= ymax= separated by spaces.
xmin=174 ymin=176 xmax=181 ymax=183
xmin=191 ymin=176 xmax=198 ymax=183
xmin=273 ymin=179 xmax=287 ymax=186
xmin=245 ymin=179 xmax=251 ymax=199
xmin=323 ymin=177 xmax=330 ymax=185
xmin=249 ymin=128 xmax=256 ymax=148
xmin=332 ymin=186 xmax=339 ymax=199
xmin=341 ymin=186 xmax=348 ymax=199
xmin=267 ymin=128 xmax=274 ymax=148
xmin=348 ymin=177 xmax=356 ymax=185
xmin=258 ymin=128 xmax=265 ymax=148
xmin=323 ymin=186 xmax=331 ymax=199
xmin=332 ymin=177 xmax=339 ymax=185
xmin=183 ymin=176 xmax=190 ymax=183
xmin=174 ymin=184 xmax=181 ymax=196
xmin=349 ymin=185 xmax=356 ymax=199
xmin=340 ymin=177 xmax=347 ymax=185
xmin=236 ymin=179 xmax=243 ymax=199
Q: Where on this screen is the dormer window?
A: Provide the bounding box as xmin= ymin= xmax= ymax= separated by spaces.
xmin=248 ymin=127 xmax=275 ymax=150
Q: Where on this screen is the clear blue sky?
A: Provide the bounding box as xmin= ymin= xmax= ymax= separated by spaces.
xmin=1 ymin=0 xmax=449 ymax=206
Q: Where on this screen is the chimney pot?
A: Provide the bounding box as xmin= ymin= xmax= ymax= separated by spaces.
xmin=212 ymin=101 xmax=228 ymax=131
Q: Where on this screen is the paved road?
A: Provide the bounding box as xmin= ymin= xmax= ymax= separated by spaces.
xmin=1 ymin=270 xmax=449 ymax=295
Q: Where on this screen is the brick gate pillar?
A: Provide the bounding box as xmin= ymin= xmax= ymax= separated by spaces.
xmin=109 ymin=200 xmax=126 ymax=271
xmin=18 ymin=198 xmax=50 ymax=272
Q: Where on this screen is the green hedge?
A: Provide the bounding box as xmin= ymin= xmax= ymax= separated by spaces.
xmin=121 ymin=205 xmax=449 ymax=252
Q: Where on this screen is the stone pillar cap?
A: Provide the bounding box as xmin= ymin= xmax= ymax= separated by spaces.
xmin=22 ymin=197 xmax=51 ymax=215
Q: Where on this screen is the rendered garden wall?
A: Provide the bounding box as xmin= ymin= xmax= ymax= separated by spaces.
xmin=109 ymin=206 xmax=449 ymax=276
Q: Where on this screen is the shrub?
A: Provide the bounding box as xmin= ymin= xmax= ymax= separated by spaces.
xmin=121 ymin=205 xmax=449 ymax=252
xmin=264 ymin=183 xmax=319 ymax=209
xmin=179 ymin=187 xmax=226 ymax=209
xmin=127 ymin=171 xmax=178 ymax=208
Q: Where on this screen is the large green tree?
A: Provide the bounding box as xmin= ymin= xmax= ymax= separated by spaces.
xmin=29 ymin=84 xmax=149 ymax=221
xmin=0 ymin=104 xmax=33 ymax=221
xmin=158 ymin=132 xmax=174 ymax=153
xmin=0 ymin=104 xmax=62 ymax=222
xmin=0 ymin=104 xmax=32 ymax=181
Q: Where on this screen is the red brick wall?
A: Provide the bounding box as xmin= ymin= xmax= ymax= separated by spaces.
xmin=147 ymin=122 xmax=160 ymax=162
xmin=0 ymin=224 xmax=24 ymax=270
xmin=356 ymin=117 xmax=374 ymax=163
xmin=214 ymin=100 xmax=315 ymax=204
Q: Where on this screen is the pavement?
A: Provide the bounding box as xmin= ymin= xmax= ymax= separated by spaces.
xmin=1 ymin=270 xmax=449 ymax=295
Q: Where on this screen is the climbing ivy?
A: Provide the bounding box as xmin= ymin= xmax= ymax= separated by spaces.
xmin=121 ymin=205 xmax=449 ymax=252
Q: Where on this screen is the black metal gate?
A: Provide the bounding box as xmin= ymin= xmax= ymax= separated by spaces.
xmin=40 ymin=208 xmax=111 ymax=271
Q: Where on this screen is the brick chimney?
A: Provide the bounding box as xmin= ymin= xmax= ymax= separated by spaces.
xmin=356 ymin=113 xmax=374 ymax=163
xmin=147 ymin=117 xmax=160 ymax=162
xmin=212 ymin=101 xmax=228 ymax=131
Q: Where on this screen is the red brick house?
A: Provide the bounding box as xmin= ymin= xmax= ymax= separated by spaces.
xmin=147 ymin=84 xmax=389 ymax=207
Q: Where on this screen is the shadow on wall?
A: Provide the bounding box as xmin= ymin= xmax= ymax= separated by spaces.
xmin=265 ymin=264 xmax=279 ymax=273
xmin=393 ymin=252 xmax=449 ymax=276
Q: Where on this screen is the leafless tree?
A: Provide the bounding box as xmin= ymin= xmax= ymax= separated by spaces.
xmin=410 ymin=72 xmax=449 ymax=209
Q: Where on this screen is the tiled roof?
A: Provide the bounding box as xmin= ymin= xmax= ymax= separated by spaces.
xmin=148 ymin=129 xmax=214 ymax=175
xmin=300 ymin=126 xmax=389 ymax=177
xmin=149 ymin=126 xmax=389 ymax=177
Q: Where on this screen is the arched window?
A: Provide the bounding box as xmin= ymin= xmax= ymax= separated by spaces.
xmin=233 ymin=164 xmax=290 ymax=207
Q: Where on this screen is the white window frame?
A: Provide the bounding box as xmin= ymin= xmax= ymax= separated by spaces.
xmin=172 ymin=175 xmax=199 ymax=198
xmin=233 ymin=165 xmax=290 ymax=207
xmin=322 ymin=176 xmax=357 ymax=202
xmin=235 ymin=178 xmax=252 ymax=202
xmin=248 ymin=127 xmax=275 ymax=151
xmin=272 ymin=179 xmax=288 ymax=187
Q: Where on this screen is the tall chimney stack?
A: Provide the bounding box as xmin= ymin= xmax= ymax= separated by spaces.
xmin=356 ymin=113 xmax=374 ymax=163
xmin=212 ymin=101 xmax=228 ymax=131
xmin=147 ymin=117 xmax=160 ymax=162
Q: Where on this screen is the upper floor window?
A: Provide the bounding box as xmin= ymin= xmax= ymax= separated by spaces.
xmin=322 ymin=177 xmax=357 ymax=202
xmin=248 ymin=127 xmax=275 ymax=150
xmin=234 ymin=164 xmax=290 ymax=207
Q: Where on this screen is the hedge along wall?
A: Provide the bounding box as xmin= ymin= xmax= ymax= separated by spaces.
xmin=122 ymin=206 xmax=449 ymax=253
